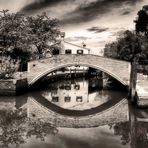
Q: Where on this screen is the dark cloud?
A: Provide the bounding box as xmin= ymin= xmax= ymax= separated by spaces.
xmin=61 ymin=0 xmax=141 ymax=25
xmin=20 ymin=0 xmax=142 ymax=25
xmin=21 ymin=0 xmax=68 ymax=13
xmin=120 ymin=7 xmax=133 ymax=16
xmin=121 ymin=10 xmax=131 ymax=15
xmin=87 ymin=26 xmax=109 ymax=33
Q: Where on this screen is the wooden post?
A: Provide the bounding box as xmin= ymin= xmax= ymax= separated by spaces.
xmin=129 ymin=104 xmax=137 ymax=148
xmin=129 ymin=58 xmax=137 ymax=103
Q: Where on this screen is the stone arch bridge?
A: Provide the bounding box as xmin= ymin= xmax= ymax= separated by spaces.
xmin=27 ymin=54 xmax=131 ymax=87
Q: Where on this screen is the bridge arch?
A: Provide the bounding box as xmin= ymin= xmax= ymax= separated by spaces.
xmin=29 ymin=63 xmax=127 ymax=86
xmin=27 ymin=54 xmax=131 ymax=87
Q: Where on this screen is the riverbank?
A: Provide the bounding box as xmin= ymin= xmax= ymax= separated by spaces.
xmin=0 ymin=71 xmax=90 ymax=95
xmin=0 ymin=70 xmax=127 ymax=96
xmin=0 ymin=78 xmax=28 ymax=96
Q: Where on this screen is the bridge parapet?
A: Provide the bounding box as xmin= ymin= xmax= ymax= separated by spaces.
xmin=27 ymin=54 xmax=131 ymax=86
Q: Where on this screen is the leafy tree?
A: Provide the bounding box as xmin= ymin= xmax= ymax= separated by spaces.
xmin=0 ymin=56 xmax=20 ymax=79
xmin=0 ymin=10 xmax=60 ymax=68
xmin=25 ymin=12 xmax=61 ymax=59
xmin=134 ymin=5 xmax=148 ymax=35
xmin=104 ymin=30 xmax=148 ymax=63
xmin=0 ymin=10 xmax=61 ymax=78
xmin=0 ymin=10 xmax=60 ymax=58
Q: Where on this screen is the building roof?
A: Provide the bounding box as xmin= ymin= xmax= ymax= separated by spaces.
xmin=64 ymin=41 xmax=90 ymax=51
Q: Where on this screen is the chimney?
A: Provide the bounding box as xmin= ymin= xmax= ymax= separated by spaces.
xmin=60 ymin=32 xmax=65 ymax=40
xmin=82 ymin=42 xmax=86 ymax=48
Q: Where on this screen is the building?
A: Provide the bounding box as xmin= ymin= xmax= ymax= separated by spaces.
xmin=58 ymin=33 xmax=91 ymax=71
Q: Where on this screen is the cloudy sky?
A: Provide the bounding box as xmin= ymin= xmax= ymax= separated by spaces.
xmin=0 ymin=0 xmax=147 ymax=54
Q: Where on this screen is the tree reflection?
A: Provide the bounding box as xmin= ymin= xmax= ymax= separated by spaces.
xmin=136 ymin=122 xmax=148 ymax=148
xmin=0 ymin=109 xmax=27 ymax=147
xmin=0 ymin=109 xmax=58 ymax=147
xmin=111 ymin=115 xmax=148 ymax=148
xmin=27 ymin=119 xmax=58 ymax=141
xmin=112 ymin=122 xmax=130 ymax=145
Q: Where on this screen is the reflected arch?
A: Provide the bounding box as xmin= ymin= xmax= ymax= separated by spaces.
xmin=28 ymin=94 xmax=129 ymax=128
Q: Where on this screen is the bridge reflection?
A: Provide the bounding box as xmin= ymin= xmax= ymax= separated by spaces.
xmin=27 ymin=95 xmax=129 ymax=127
xmin=21 ymin=77 xmax=129 ymax=127
xmin=0 ymin=95 xmax=148 ymax=148
xmin=39 ymin=78 xmax=126 ymax=111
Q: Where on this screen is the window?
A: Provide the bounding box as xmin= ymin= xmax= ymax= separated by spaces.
xmin=74 ymin=84 xmax=80 ymax=90
xmin=52 ymin=96 xmax=59 ymax=102
xmin=65 ymin=84 xmax=71 ymax=90
xmin=65 ymin=96 xmax=71 ymax=102
xmin=77 ymin=50 xmax=83 ymax=54
xmin=76 ymin=96 xmax=83 ymax=102
xmin=52 ymin=48 xmax=59 ymax=55
xmin=65 ymin=49 xmax=72 ymax=54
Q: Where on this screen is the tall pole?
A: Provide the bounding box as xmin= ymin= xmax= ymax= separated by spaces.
xmin=129 ymin=58 xmax=137 ymax=103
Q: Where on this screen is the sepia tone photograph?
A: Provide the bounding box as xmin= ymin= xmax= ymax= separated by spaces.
xmin=0 ymin=0 xmax=148 ymax=148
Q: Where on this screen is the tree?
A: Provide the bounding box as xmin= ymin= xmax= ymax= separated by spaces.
xmin=0 ymin=10 xmax=61 ymax=78
xmin=0 ymin=56 xmax=20 ymax=79
xmin=104 ymin=30 xmax=148 ymax=63
xmin=134 ymin=5 xmax=148 ymax=35
xmin=0 ymin=10 xmax=61 ymax=68
xmin=25 ymin=12 xmax=61 ymax=59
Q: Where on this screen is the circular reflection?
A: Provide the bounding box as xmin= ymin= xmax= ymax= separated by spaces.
xmin=30 ymin=78 xmax=127 ymax=116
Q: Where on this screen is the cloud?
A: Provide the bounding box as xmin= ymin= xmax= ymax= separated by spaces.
xmin=20 ymin=0 xmax=141 ymax=24
xmin=61 ymin=0 xmax=141 ymax=25
xmin=1 ymin=0 xmax=146 ymax=54
xmin=20 ymin=0 xmax=68 ymax=13
xmin=0 ymin=0 xmax=28 ymax=12
xmin=87 ymin=27 xmax=109 ymax=33
xmin=121 ymin=10 xmax=131 ymax=15
xmin=65 ymin=36 xmax=91 ymax=42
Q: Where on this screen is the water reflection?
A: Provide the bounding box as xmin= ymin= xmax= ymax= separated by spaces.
xmin=0 ymin=107 xmax=58 ymax=147
xmin=39 ymin=78 xmax=126 ymax=111
xmin=0 ymin=78 xmax=147 ymax=148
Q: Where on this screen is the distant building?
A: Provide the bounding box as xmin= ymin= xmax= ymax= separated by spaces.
xmin=57 ymin=32 xmax=90 ymax=54
xmin=60 ymin=40 xmax=90 ymax=55
xmin=58 ymin=33 xmax=91 ymax=71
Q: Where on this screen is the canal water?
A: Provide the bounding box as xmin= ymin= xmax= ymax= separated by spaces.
xmin=0 ymin=77 xmax=148 ymax=148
